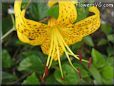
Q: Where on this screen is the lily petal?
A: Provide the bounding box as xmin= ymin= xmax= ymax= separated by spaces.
xmin=48 ymin=0 xmax=77 ymax=26
xmin=14 ymin=0 xmax=49 ymax=45
xmin=61 ymin=6 xmax=100 ymax=45
xmin=57 ymin=0 xmax=77 ymax=25
xmin=74 ymin=6 xmax=100 ymax=37
xmin=14 ymin=0 xmax=22 ymax=17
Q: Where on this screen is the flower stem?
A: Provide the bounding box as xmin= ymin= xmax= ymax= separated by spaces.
xmin=1 ymin=27 xmax=15 ymax=41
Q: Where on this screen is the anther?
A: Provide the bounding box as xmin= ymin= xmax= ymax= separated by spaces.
xmin=61 ymin=77 xmax=64 ymax=80
xmin=78 ymin=51 xmax=82 ymax=63
xmin=44 ymin=66 xmax=49 ymax=77
xmin=88 ymin=57 xmax=92 ymax=68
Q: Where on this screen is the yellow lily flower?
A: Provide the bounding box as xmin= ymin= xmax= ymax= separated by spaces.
xmin=14 ymin=0 xmax=100 ymax=79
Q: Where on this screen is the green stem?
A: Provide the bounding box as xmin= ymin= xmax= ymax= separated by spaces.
xmin=1 ymin=14 xmax=16 ymax=41
xmin=11 ymin=14 xmax=15 ymax=26
xmin=1 ymin=27 xmax=15 ymax=40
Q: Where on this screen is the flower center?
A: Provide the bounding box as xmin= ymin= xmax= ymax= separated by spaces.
xmin=43 ymin=27 xmax=88 ymax=79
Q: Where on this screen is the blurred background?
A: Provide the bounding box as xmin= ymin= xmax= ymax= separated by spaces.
xmin=1 ymin=0 xmax=114 ymax=85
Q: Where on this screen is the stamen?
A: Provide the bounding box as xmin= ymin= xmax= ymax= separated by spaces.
xmin=56 ymin=29 xmax=81 ymax=79
xmin=57 ymin=31 xmax=88 ymax=63
xmin=55 ymin=29 xmax=64 ymax=78
xmin=48 ymin=41 xmax=56 ymax=69
xmin=42 ymin=30 xmax=54 ymax=79
xmin=65 ymin=52 xmax=78 ymax=72
xmin=46 ymin=28 xmax=88 ymax=79
xmin=57 ymin=38 xmax=78 ymax=72
xmin=46 ymin=31 xmax=54 ymax=67
xmin=56 ymin=29 xmax=78 ymax=73
xmin=48 ymin=30 xmax=56 ymax=69
xmin=57 ymin=30 xmax=78 ymax=57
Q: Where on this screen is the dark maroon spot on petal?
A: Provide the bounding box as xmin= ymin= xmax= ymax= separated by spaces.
xmin=34 ymin=24 xmax=37 ymax=26
xmin=28 ymin=37 xmax=34 ymax=40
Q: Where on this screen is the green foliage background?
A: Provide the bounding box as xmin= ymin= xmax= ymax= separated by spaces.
xmin=2 ymin=0 xmax=114 ymax=85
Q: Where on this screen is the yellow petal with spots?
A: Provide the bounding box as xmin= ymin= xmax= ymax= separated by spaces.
xmin=14 ymin=0 xmax=22 ymax=17
xmin=48 ymin=0 xmax=77 ymax=26
xmin=74 ymin=6 xmax=100 ymax=37
xmin=14 ymin=0 xmax=49 ymax=45
xmin=17 ymin=31 xmax=30 ymax=43
xmin=61 ymin=6 xmax=100 ymax=45
xmin=57 ymin=0 xmax=77 ymax=25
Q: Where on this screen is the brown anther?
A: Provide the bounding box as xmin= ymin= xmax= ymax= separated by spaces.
xmin=88 ymin=57 xmax=92 ymax=68
xmin=44 ymin=66 xmax=49 ymax=77
xmin=61 ymin=77 xmax=64 ymax=80
xmin=77 ymin=68 xmax=82 ymax=79
xmin=78 ymin=51 xmax=82 ymax=63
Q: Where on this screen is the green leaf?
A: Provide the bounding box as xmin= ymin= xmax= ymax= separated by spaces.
xmin=71 ymin=41 xmax=83 ymax=52
xmin=107 ymin=34 xmax=114 ymax=43
xmin=73 ymin=63 xmax=89 ymax=78
xmin=21 ymin=50 xmax=40 ymax=59
xmin=2 ymin=4 xmax=13 ymax=34
xmin=106 ymin=57 xmax=114 ymax=66
xmin=25 ymin=2 xmax=49 ymax=20
xmin=91 ymin=48 xmax=105 ymax=68
xmin=37 ymin=2 xmax=49 ymax=20
xmin=28 ymin=3 xmax=39 ymax=20
xmin=54 ymin=64 xmax=80 ymax=85
xmin=83 ymin=36 xmax=94 ymax=47
xmin=46 ymin=75 xmax=59 ymax=85
xmin=78 ymin=0 xmax=86 ymax=4
xmin=78 ymin=76 xmax=93 ymax=84
xmin=88 ymin=65 xmax=102 ymax=84
xmin=48 ymin=5 xmax=59 ymax=19
xmin=18 ymin=54 xmax=44 ymax=74
xmin=2 ymin=72 xmax=17 ymax=84
xmin=2 ymin=49 xmax=13 ymax=68
xmin=19 ymin=50 xmax=46 ymax=66
xmin=37 ymin=51 xmax=47 ymax=63
xmin=76 ymin=7 xmax=89 ymax=22
xmin=102 ymin=78 xmax=113 ymax=85
xmin=97 ymin=38 xmax=108 ymax=46
xmin=100 ymin=65 xmax=113 ymax=80
xmin=22 ymin=73 xmax=40 ymax=85
xmin=101 ymin=23 xmax=112 ymax=35
xmin=107 ymin=46 xmax=114 ymax=56
xmin=88 ymin=0 xmax=95 ymax=4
